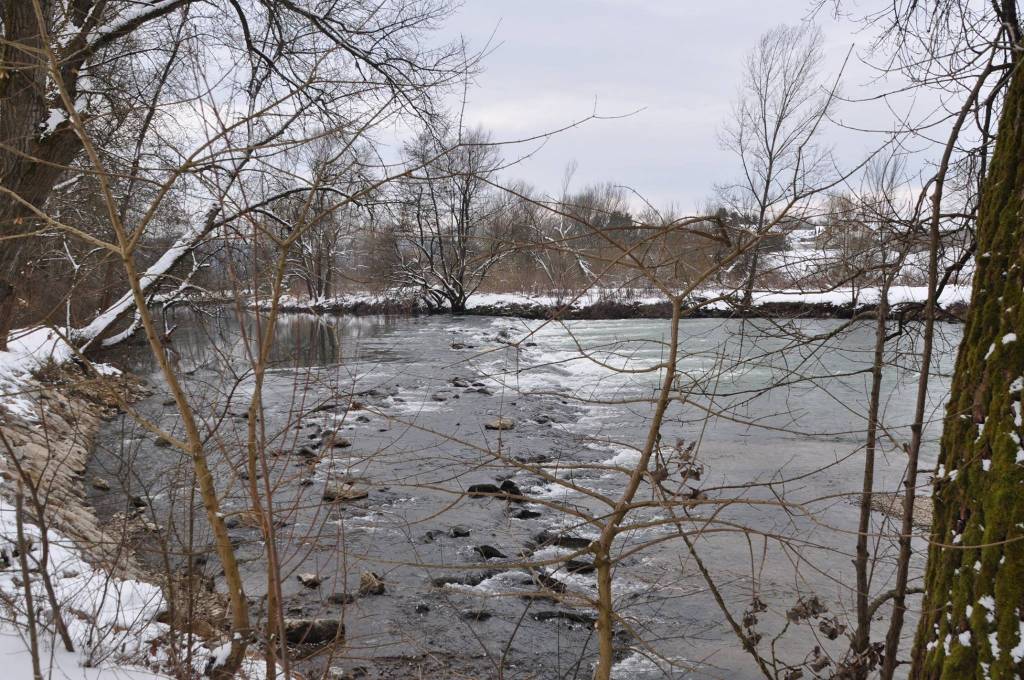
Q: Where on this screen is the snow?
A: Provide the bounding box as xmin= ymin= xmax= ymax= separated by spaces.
xmin=0 ymin=328 xmax=74 ymax=420
xmin=0 ymin=491 xmax=171 ymax=678
xmin=0 ymin=630 xmax=166 ymax=680
xmin=76 ymin=231 xmax=200 ymax=347
xmin=1011 ymin=618 xmax=1024 ymax=663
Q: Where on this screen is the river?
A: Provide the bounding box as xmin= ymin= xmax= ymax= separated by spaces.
xmin=87 ymin=309 xmax=962 ymax=679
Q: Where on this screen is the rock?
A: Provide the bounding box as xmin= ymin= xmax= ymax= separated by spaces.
xmin=358 ymin=571 xmax=385 ymax=596
xmin=467 ymin=483 xmax=501 ymax=498
xmin=430 ymin=392 xmax=449 ymax=402
xmin=474 ymin=545 xmax=507 ymax=560
xmin=91 ymin=477 xmax=110 ymax=491
xmin=450 ymin=377 xmax=470 ymax=388
xmin=327 ymin=436 xmax=352 ymax=449
xmin=224 ymin=516 xmax=241 ymax=529
xmin=153 ymin=436 xmax=173 ymax=448
xmin=563 ymin=559 xmax=595 ymax=574
xmin=329 ymin=667 xmax=368 ymax=680
xmin=161 ymin=398 xmax=177 ymax=406
xmin=297 ymin=446 xmax=319 ymax=458
xmin=450 ymin=342 xmax=466 ymax=350
xmin=484 ymin=418 xmax=514 ymax=431
xmin=298 ymin=478 xmax=315 ymax=487
xmin=284 ymin=618 xmax=344 ymax=645
xmin=461 ymin=609 xmax=492 ymax=621
xmin=355 ymin=415 xmax=371 ymax=423
xmin=512 ymin=508 xmax=542 ymax=520
xmin=430 ymin=572 xmax=495 ymax=588
xmin=297 ymin=573 xmax=324 ymax=589
xmin=414 ymin=602 xmax=431 ymax=614
xmin=448 ymin=525 xmax=471 ymax=538
xmin=130 ymin=495 xmax=148 ymax=509
xmin=472 ymin=387 xmax=494 ymax=396
xmin=327 ymin=592 xmax=355 ymax=605
xmin=323 ymin=480 xmax=368 ymax=503
xmin=531 ymin=610 xmax=596 ymax=626
xmin=532 ymin=530 xmax=592 ymax=551
xmin=499 ymin=479 xmax=523 ymax=498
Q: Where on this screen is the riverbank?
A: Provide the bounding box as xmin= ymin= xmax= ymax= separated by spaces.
xmin=227 ymin=285 xmax=973 ymax=321
xmin=0 ymin=329 xmax=261 ymax=679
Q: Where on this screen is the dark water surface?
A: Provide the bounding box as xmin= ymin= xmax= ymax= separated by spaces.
xmin=88 ymin=310 xmax=962 ymax=679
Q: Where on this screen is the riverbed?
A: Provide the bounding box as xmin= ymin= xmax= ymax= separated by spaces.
xmin=86 ymin=310 xmax=962 ymax=679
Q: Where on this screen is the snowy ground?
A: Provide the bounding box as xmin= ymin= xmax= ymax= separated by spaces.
xmin=246 ymin=281 xmax=973 ymax=316
xmin=0 ymin=326 xmax=266 ymax=679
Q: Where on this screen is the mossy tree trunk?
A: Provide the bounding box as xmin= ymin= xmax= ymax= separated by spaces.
xmin=910 ymin=62 xmax=1024 ymax=678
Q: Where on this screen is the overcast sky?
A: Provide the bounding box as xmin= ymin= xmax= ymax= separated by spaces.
xmin=438 ymin=0 xmax=909 ymax=211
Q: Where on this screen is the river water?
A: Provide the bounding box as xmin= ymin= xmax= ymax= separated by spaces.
xmin=87 ymin=310 xmax=962 ymax=679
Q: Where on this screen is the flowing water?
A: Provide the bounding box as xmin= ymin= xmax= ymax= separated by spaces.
xmin=88 ymin=310 xmax=962 ymax=679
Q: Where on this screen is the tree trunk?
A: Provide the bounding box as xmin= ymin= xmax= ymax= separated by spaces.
xmin=0 ymin=0 xmax=86 ymax=349
xmin=909 ymin=61 xmax=1024 ymax=679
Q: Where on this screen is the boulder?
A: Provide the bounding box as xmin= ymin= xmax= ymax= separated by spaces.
xmin=532 ymin=530 xmax=592 ymax=551
xmin=474 ymin=545 xmax=507 ymax=560
xmin=499 ymin=479 xmax=523 ymax=498
xmin=563 ymin=559 xmax=595 ymax=575
xmin=358 ymin=571 xmax=385 ymax=596
xmin=327 ymin=592 xmax=355 ymax=605
xmin=91 ymin=477 xmax=110 ymax=491
xmin=284 ymin=618 xmax=344 ymax=645
xmin=461 ymin=609 xmax=492 ymax=621
xmin=467 ymin=483 xmax=501 ymax=498
xmin=484 ymin=418 xmax=514 ymax=431
xmin=323 ymin=480 xmax=368 ymax=503
xmin=297 ymin=573 xmax=324 ymax=589
xmin=531 ymin=610 xmax=596 ymax=626
xmin=448 ymin=525 xmax=471 ymax=538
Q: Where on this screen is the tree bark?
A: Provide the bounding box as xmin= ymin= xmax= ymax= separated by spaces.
xmin=909 ymin=61 xmax=1024 ymax=679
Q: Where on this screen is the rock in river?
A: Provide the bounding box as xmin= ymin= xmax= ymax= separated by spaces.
xmin=297 ymin=573 xmax=324 ymax=588
xmin=467 ymin=483 xmax=501 ymax=498
xmin=484 ymin=417 xmax=514 ymax=431
xmin=474 ymin=545 xmax=507 ymax=560
xmin=323 ymin=479 xmax=369 ymax=503
xmin=358 ymin=571 xmax=386 ymax=596
xmin=284 ymin=618 xmax=344 ymax=644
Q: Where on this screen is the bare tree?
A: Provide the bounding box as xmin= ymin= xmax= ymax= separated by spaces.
xmin=391 ymin=125 xmax=507 ymax=311
xmin=718 ymin=23 xmax=836 ymax=307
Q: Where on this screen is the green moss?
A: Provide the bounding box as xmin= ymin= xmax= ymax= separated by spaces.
xmin=910 ymin=56 xmax=1024 ymax=680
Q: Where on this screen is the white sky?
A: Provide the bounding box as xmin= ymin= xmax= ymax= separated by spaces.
xmin=438 ymin=0 xmax=928 ymax=211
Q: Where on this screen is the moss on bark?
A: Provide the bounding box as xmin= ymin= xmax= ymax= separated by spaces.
xmin=910 ymin=63 xmax=1024 ymax=679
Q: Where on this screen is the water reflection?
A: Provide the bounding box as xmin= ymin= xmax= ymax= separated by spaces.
xmin=125 ymin=307 xmax=408 ymax=374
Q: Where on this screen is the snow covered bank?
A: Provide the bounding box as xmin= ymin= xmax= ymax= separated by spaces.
xmin=0 ymin=330 xmax=264 ymax=679
xmin=181 ymin=282 xmax=973 ymax=322
xmin=459 ymin=285 xmax=973 ymax=319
